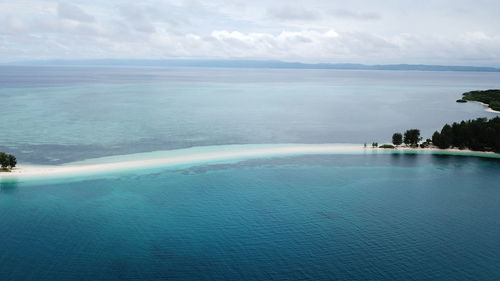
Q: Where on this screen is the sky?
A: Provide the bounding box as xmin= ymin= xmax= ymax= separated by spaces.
xmin=1 ymin=0 xmax=500 ymax=65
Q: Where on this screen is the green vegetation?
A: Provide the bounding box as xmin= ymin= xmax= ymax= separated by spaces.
xmin=392 ymin=133 xmax=403 ymax=146
xmin=0 ymin=152 xmax=17 ymax=171
xmin=371 ymin=142 xmax=378 ymax=148
xmin=491 ymin=101 xmax=500 ymax=111
xmin=385 ymin=118 xmax=499 ymax=153
xmin=403 ymin=129 xmax=421 ymax=146
xmin=460 ymin=89 xmax=500 ymax=111
xmin=419 ymin=140 xmax=431 ymax=148
xmin=432 ymin=117 xmax=500 ymax=152
xmin=379 ymin=144 xmax=395 ymax=149
xmin=456 ymin=99 xmax=467 ymax=103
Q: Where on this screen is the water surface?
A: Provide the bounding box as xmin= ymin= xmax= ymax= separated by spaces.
xmin=1 ymin=154 xmax=500 ymax=280
xmin=1 ymin=67 xmax=499 ymax=280
xmin=0 ymin=66 xmax=498 ymax=164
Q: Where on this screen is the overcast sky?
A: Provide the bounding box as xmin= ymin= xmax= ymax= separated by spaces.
xmin=1 ymin=0 xmax=500 ymax=65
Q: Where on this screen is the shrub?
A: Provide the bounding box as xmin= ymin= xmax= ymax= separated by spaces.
xmin=379 ymin=144 xmax=395 ymax=149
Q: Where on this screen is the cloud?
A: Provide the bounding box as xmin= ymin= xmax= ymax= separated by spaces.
xmin=116 ymin=3 xmax=192 ymax=34
xmin=266 ymin=6 xmax=321 ymax=21
xmin=57 ymin=3 xmax=96 ymax=23
xmin=3 ymin=21 xmax=500 ymax=65
xmin=146 ymin=28 xmax=395 ymax=62
xmin=328 ymin=9 xmax=381 ymax=21
xmin=0 ymin=12 xmax=104 ymax=38
xmin=4 ymin=16 xmax=29 ymax=33
xmin=265 ymin=6 xmax=381 ymax=23
xmin=0 ymin=0 xmax=500 ymax=66
xmin=116 ymin=5 xmax=156 ymax=33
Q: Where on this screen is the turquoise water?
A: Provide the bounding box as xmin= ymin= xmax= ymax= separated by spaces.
xmin=1 ymin=154 xmax=500 ymax=280
xmin=0 ymin=66 xmax=498 ymax=164
xmin=1 ymin=67 xmax=500 ymax=280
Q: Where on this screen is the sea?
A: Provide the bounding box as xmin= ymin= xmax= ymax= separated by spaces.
xmin=0 ymin=66 xmax=499 ymax=280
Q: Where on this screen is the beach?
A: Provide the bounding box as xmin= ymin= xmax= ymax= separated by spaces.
xmin=473 ymin=101 xmax=500 ymax=114
xmin=1 ymin=144 xmax=498 ymax=181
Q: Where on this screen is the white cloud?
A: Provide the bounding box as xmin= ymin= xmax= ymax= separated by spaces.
xmin=145 ymin=29 xmax=396 ymax=61
xmin=328 ymin=9 xmax=381 ymax=21
xmin=57 ymin=2 xmax=95 ymax=23
xmin=267 ymin=6 xmax=320 ymax=21
xmin=0 ymin=0 xmax=500 ymax=66
xmin=6 ymin=16 xmax=29 ymax=33
xmin=266 ymin=6 xmax=381 ymax=23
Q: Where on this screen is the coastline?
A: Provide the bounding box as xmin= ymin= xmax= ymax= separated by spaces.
xmin=1 ymin=144 xmax=499 ymax=181
xmin=380 ymin=145 xmax=499 ymax=155
xmin=472 ymin=101 xmax=500 ymax=114
xmin=0 ymin=144 xmax=363 ymax=180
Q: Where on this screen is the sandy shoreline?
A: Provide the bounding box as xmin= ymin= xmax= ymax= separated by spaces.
xmin=0 ymin=144 xmax=498 ymax=180
xmin=472 ymin=101 xmax=500 ymax=114
xmin=0 ymin=144 xmax=363 ymax=180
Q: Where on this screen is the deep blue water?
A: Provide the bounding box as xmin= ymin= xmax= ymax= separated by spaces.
xmin=1 ymin=154 xmax=500 ymax=280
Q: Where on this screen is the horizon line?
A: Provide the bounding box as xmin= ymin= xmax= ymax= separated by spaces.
xmin=3 ymin=59 xmax=500 ymax=73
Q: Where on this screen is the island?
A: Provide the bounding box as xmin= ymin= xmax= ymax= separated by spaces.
xmin=380 ymin=117 xmax=500 ymax=153
xmin=456 ymin=89 xmax=500 ymax=112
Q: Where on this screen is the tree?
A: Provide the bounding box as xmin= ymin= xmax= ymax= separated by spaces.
xmin=7 ymin=154 xmax=16 ymax=168
xmin=0 ymin=152 xmax=8 ymax=169
xmin=403 ymin=129 xmax=422 ymax=146
xmin=0 ymin=152 xmax=17 ymax=170
xmin=432 ymin=131 xmax=443 ymax=148
xmin=392 ymin=133 xmax=403 ymax=146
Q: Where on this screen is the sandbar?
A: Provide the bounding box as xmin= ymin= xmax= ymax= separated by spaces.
xmin=0 ymin=144 xmax=498 ymax=181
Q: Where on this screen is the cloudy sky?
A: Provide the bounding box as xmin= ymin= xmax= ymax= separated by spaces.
xmin=1 ymin=0 xmax=500 ymax=65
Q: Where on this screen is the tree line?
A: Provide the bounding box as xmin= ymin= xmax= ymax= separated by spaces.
xmin=0 ymin=152 xmax=17 ymax=170
xmin=387 ymin=117 xmax=500 ymax=153
xmin=431 ymin=117 xmax=500 ymax=152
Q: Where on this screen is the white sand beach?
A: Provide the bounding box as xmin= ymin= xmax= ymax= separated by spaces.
xmin=0 ymin=144 xmax=498 ymax=180
xmin=0 ymin=144 xmax=363 ymax=180
xmin=473 ymin=101 xmax=500 ymax=114
xmin=486 ymin=108 xmax=500 ymax=114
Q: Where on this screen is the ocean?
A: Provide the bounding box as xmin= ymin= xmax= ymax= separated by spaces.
xmin=1 ymin=66 xmax=500 ymax=280
xmin=0 ymin=66 xmax=498 ymax=164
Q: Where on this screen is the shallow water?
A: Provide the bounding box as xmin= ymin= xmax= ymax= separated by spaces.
xmin=0 ymin=66 xmax=498 ymax=164
xmin=1 ymin=154 xmax=500 ymax=280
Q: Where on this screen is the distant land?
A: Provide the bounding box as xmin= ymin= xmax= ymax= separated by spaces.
xmin=457 ymin=89 xmax=500 ymax=111
xmin=4 ymin=59 xmax=500 ymax=72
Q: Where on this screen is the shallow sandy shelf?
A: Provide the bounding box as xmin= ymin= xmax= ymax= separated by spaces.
xmin=1 ymin=144 xmax=498 ymax=181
